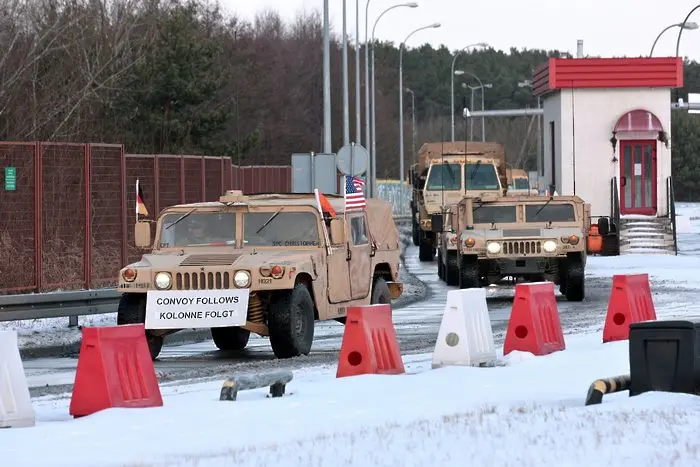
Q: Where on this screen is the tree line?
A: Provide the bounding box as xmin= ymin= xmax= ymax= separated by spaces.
xmin=2 ymin=0 xmax=700 ymax=199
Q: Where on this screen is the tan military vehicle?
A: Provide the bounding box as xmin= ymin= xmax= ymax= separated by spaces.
xmin=436 ymin=204 xmax=460 ymax=286
xmin=116 ymin=190 xmax=403 ymax=360
xmin=453 ymin=195 xmax=590 ymax=301
xmin=506 ymin=168 xmax=537 ymax=196
xmin=408 ymin=141 xmax=507 ymax=262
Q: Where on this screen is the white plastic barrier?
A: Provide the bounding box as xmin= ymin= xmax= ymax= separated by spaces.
xmin=0 ymin=330 xmax=35 ymax=428
xmin=432 ymin=288 xmax=496 ymax=368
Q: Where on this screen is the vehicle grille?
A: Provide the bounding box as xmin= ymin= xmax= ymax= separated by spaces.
xmin=179 ymin=254 xmax=239 ymax=267
xmin=175 ymin=272 xmax=231 ymax=290
xmin=502 ymin=240 xmax=541 ymax=255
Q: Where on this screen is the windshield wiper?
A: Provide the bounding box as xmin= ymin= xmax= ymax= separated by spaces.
xmin=256 ymin=207 xmax=283 ymax=234
xmin=165 ymin=208 xmax=197 ymax=230
xmin=467 ymin=160 xmax=482 ymax=188
xmin=533 ymin=196 xmax=554 ymax=219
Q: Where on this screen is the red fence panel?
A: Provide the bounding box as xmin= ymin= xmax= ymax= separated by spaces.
xmin=0 ymin=143 xmax=37 ymax=294
xmin=183 ymin=156 xmax=203 ymax=203
xmin=157 ymin=156 xmax=182 ymax=211
xmin=232 ymin=166 xmax=291 ymax=193
xmin=90 ymin=144 xmax=125 ymax=288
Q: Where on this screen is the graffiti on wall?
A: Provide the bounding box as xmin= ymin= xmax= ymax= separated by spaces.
xmin=375 ymin=179 xmax=411 ymax=217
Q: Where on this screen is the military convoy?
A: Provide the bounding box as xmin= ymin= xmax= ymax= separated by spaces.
xmin=409 ymin=141 xmax=508 ymax=262
xmin=450 ymin=194 xmax=590 ymax=301
xmin=117 ymin=190 xmax=403 ymax=360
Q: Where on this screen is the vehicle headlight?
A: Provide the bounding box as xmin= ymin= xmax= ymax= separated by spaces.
xmin=234 ymin=270 xmax=251 ymax=288
xmin=154 ymin=272 xmax=171 ymax=290
xmin=543 ymin=240 xmax=557 ymax=253
xmin=486 ymin=242 xmax=501 ymax=254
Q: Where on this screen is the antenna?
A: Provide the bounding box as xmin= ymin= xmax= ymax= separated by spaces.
xmin=440 ymin=124 xmax=445 ymax=211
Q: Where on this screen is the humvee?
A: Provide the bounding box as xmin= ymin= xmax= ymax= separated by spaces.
xmin=117 ymin=190 xmax=403 ymax=360
xmin=453 ymin=195 xmax=590 ymax=301
xmin=436 ymin=205 xmax=460 ymax=286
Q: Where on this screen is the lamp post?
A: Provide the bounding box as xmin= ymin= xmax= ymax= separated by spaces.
xmin=405 ymin=87 xmax=417 ymax=166
xmin=355 ymin=0 xmax=361 ymax=144
xmin=450 ymin=42 xmax=488 ymax=141
xmin=518 ymin=80 xmax=542 ymax=178
xmin=342 ymin=0 xmax=350 ymax=145
xmin=650 ymin=21 xmax=698 ymax=56
xmin=322 ymin=0 xmax=331 ymax=153
xmin=399 ymin=23 xmax=440 ymax=188
xmin=370 ymin=2 xmax=418 ymax=197
xmin=455 ymin=70 xmax=490 ymax=141
xmin=674 ymin=5 xmax=700 ymax=102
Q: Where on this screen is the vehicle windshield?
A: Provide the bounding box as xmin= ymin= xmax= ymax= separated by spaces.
xmin=465 ymin=163 xmax=500 ymax=190
xmin=159 ymin=212 xmax=236 ymax=247
xmin=473 ymin=205 xmax=517 ymax=224
xmin=513 ymin=178 xmax=530 ymax=190
xmin=525 ymin=204 xmax=576 ymax=222
xmin=426 ymin=163 xmax=460 ymax=190
xmin=243 ymin=211 xmax=320 ymax=247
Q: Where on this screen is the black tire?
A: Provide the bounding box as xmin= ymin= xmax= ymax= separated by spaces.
xmin=211 ymin=326 xmax=250 ymax=351
xmin=437 ymin=250 xmax=444 ymax=280
xmin=445 ymin=251 xmax=459 ymax=286
xmin=370 ymin=277 xmax=392 ymax=304
xmin=267 ymin=283 xmax=315 ymax=358
xmin=458 ymin=255 xmax=480 ymax=289
xmin=597 ymin=217 xmax=610 ymax=237
xmin=418 ymin=233 xmax=434 ymax=262
xmin=563 ymin=255 xmax=585 ymax=301
xmin=117 ymin=293 xmax=164 ymax=360
xmin=412 ymin=219 xmax=420 ymax=246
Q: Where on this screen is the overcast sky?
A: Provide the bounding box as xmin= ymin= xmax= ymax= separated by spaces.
xmin=222 ymin=0 xmax=700 ymax=59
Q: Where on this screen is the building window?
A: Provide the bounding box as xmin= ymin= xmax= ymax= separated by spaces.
xmin=350 ymin=216 xmax=368 ymax=245
xmin=549 ymin=120 xmax=556 ymax=194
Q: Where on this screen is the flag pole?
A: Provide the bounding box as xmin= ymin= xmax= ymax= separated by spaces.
xmin=314 ymin=189 xmax=333 ymax=255
xmin=135 ymin=178 xmax=140 ymax=222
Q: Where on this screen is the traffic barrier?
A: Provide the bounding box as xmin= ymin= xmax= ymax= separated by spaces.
xmin=0 ymin=330 xmax=35 ymax=428
xmin=584 ymin=374 xmax=631 ymax=405
xmin=432 ymin=288 xmax=496 ymax=368
xmin=336 ymin=304 xmax=405 ymax=378
xmin=503 ymin=282 xmax=565 ymax=356
xmin=602 ymin=274 xmax=656 ymax=343
xmin=69 ymin=324 xmax=163 ymax=417
xmin=219 ymin=370 xmax=294 ymax=401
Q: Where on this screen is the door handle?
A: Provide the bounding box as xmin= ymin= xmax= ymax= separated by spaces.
xmin=620 ymin=176 xmax=626 ymax=187
xmin=346 ymin=243 xmax=352 ymax=261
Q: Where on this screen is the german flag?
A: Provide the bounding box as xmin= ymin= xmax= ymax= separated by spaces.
xmin=136 ymin=179 xmax=148 ymax=218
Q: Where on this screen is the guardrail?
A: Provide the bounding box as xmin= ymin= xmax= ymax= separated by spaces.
xmin=0 ymin=216 xmax=413 ymax=326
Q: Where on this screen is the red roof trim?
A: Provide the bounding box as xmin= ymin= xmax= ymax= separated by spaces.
xmin=613 ymin=109 xmax=664 ymax=133
xmin=532 ymin=57 xmax=683 ymax=97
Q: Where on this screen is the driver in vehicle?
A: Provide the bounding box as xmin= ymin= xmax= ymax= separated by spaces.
xmin=181 ymin=217 xmax=210 ymax=244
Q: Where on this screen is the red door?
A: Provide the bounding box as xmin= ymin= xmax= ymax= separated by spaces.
xmin=619 ymin=140 xmax=657 ymax=216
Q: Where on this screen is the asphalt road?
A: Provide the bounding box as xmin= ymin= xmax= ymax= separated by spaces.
xmin=25 ymin=233 xmax=630 ymax=398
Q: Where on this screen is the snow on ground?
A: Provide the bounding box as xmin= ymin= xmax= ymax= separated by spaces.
xmin=3 ymin=333 xmax=699 ymax=466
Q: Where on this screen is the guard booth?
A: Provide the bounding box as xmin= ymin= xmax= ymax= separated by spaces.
xmin=531 ymin=57 xmax=683 ymax=255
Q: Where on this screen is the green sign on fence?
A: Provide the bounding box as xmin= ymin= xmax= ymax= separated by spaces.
xmin=4 ymin=167 xmax=16 ymax=191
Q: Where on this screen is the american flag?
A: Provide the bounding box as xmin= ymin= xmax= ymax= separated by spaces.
xmin=344 ymin=175 xmax=366 ymax=211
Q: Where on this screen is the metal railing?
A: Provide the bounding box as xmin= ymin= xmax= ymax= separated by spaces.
xmin=0 ymin=216 xmax=413 ymax=325
xmin=667 ymin=176 xmax=679 ymax=255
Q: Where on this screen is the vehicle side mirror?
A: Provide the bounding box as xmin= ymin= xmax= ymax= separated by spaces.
xmin=329 ymin=218 xmax=346 ymax=244
xmin=134 ymin=221 xmax=151 ymax=248
xmin=431 ymin=214 xmax=443 ymax=232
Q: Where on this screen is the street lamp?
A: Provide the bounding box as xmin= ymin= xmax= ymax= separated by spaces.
xmin=369 ymin=2 xmax=418 ymax=197
xmin=455 ymin=69 xmax=490 ymax=141
xmin=405 ymin=87 xmax=417 ymax=166
xmin=674 ymin=4 xmax=700 ymax=102
xmin=399 ymin=22 xmax=440 ymax=189
xmin=650 ymin=21 xmax=698 ymax=56
xmin=450 ymin=42 xmax=488 ymax=141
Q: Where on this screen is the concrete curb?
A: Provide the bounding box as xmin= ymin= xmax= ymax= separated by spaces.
xmin=20 ymin=221 xmax=426 ymax=360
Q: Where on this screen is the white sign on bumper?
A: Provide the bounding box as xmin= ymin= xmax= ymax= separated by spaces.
xmin=145 ymin=289 xmax=250 ymax=329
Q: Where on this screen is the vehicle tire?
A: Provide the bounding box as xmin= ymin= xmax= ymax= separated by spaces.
xmin=117 ymin=293 xmax=164 ymax=360
xmin=458 ymin=255 xmax=480 ymax=289
xmin=418 ymin=233 xmax=434 ymax=262
xmin=445 ymin=252 xmax=460 ymax=286
xmin=267 ymin=283 xmax=315 ymax=359
xmin=563 ymin=255 xmax=585 ymax=301
xmin=437 ymin=250 xmax=444 ymax=279
xmin=412 ymin=219 xmax=420 ymax=246
xmin=211 ymin=326 xmax=250 ymax=351
xmin=370 ymin=277 xmax=392 ymax=304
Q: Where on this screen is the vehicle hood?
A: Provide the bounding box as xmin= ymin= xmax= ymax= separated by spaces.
xmin=130 ymin=248 xmax=321 ymax=269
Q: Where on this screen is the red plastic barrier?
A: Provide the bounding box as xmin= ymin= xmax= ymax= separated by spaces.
xmin=69 ymin=324 xmax=163 ymax=417
xmin=602 ymin=274 xmax=656 ymax=343
xmin=336 ymin=304 xmax=405 ymax=378
xmin=503 ymin=282 xmax=565 ymax=356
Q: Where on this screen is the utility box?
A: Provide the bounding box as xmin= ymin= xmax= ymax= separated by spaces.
xmin=628 ymin=319 xmax=700 ymax=397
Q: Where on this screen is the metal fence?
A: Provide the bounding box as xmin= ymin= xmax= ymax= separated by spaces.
xmin=0 ymin=142 xmax=293 ymax=295
xmin=376 ymin=179 xmax=411 ymax=217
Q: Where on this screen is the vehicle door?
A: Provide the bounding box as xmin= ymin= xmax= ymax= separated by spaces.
xmin=347 ymin=212 xmax=372 ymax=300
xmin=326 ymin=217 xmax=352 ymax=303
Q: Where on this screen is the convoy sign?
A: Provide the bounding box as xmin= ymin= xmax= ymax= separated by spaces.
xmin=144 ymin=289 xmax=250 ymax=329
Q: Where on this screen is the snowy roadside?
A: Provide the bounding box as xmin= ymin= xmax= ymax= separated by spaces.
xmin=3 ymin=222 xmax=426 ymax=358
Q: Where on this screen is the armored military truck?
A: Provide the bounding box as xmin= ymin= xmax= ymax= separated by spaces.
xmin=506 ymin=168 xmax=537 ymax=196
xmin=117 ymin=190 xmax=403 ymax=360
xmin=436 ymin=204 xmax=460 ymax=286
xmin=454 ymin=195 xmax=591 ymax=301
xmin=408 ymin=141 xmax=507 ymax=262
